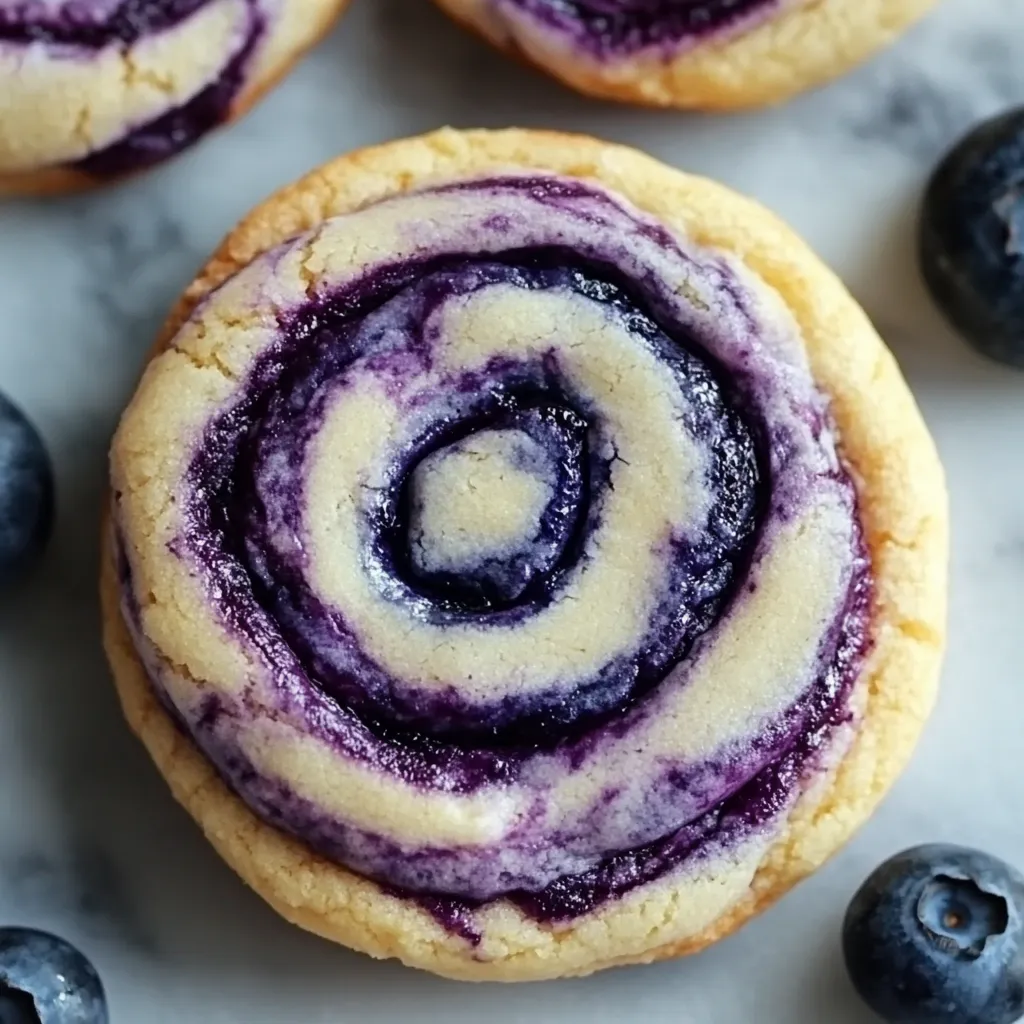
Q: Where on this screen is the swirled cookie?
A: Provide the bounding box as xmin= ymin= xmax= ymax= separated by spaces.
xmin=0 ymin=0 xmax=348 ymax=195
xmin=431 ymin=0 xmax=937 ymax=109
xmin=102 ymin=128 xmax=947 ymax=981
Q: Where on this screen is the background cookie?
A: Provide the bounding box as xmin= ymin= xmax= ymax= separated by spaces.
xmin=0 ymin=0 xmax=349 ymax=196
xmin=103 ymin=127 xmax=947 ymax=981
xmin=430 ymin=0 xmax=938 ymax=109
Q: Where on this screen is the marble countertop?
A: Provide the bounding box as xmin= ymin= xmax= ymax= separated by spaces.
xmin=2 ymin=0 xmax=1022 ymax=1020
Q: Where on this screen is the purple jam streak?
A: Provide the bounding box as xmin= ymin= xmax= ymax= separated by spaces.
xmin=1 ymin=0 xmax=262 ymax=178
xmin=503 ymin=0 xmax=778 ymax=56
xmin=0 ymin=0 xmax=209 ymax=46
xmin=73 ymin=33 xmax=255 ymax=177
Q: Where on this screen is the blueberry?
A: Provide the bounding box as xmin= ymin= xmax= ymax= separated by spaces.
xmin=0 ymin=929 xmax=107 ymax=1024
xmin=0 ymin=393 xmax=54 ymax=587
xmin=843 ymin=844 xmax=1024 ymax=1024
xmin=919 ymin=107 xmax=1024 ymax=368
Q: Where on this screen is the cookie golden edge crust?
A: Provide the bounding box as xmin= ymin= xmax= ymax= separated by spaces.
xmin=100 ymin=127 xmax=948 ymax=982
xmin=0 ymin=0 xmax=348 ymax=199
xmin=431 ymin=0 xmax=938 ymax=110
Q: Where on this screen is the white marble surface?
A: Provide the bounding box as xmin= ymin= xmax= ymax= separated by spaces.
xmin=1 ymin=0 xmax=1023 ymax=1020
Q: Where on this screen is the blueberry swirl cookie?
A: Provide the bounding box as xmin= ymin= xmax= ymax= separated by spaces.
xmin=102 ymin=128 xmax=947 ymax=981
xmin=431 ymin=0 xmax=937 ymax=109
xmin=0 ymin=0 xmax=348 ymax=195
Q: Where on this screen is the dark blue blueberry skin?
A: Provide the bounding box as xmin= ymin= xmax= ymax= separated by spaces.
xmin=0 ymin=394 xmax=54 ymax=587
xmin=920 ymin=107 xmax=1024 ymax=368
xmin=0 ymin=929 xmax=107 ymax=1024
xmin=843 ymin=845 xmax=1024 ymax=1024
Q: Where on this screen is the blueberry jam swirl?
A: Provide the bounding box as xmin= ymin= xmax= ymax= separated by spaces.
xmin=494 ymin=0 xmax=781 ymax=56
xmin=0 ymin=0 xmax=209 ymax=44
xmin=113 ymin=175 xmax=872 ymax=926
xmin=0 ymin=0 xmax=262 ymax=175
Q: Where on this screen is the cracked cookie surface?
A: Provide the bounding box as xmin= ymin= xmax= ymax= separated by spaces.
xmin=0 ymin=0 xmax=349 ymax=195
xmin=430 ymin=0 xmax=938 ymax=109
xmin=102 ymin=128 xmax=947 ymax=981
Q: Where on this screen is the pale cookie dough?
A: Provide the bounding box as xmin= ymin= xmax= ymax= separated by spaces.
xmin=102 ymin=127 xmax=948 ymax=981
xmin=431 ymin=0 xmax=938 ymax=109
xmin=0 ymin=0 xmax=349 ymax=196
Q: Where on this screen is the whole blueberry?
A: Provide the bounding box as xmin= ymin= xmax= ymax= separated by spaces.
xmin=919 ymin=107 xmax=1024 ymax=368
xmin=0 ymin=393 xmax=54 ymax=586
xmin=843 ymin=845 xmax=1024 ymax=1024
xmin=0 ymin=929 xmax=107 ymax=1024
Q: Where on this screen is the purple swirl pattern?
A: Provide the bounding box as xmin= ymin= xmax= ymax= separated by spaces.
xmin=113 ymin=174 xmax=872 ymax=925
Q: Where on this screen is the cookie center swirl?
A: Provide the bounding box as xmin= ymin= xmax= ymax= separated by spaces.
xmin=116 ymin=175 xmax=869 ymax=906
xmin=402 ymin=418 xmax=583 ymax=609
xmin=233 ymin=261 xmax=758 ymax=739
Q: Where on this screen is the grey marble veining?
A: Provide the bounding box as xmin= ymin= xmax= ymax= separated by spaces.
xmin=1 ymin=0 xmax=1023 ymax=1020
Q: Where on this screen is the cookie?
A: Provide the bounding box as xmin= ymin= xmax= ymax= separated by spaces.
xmin=102 ymin=128 xmax=948 ymax=981
xmin=431 ymin=0 xmax=937 ymax=109
xmin=0 ymin=0 xmax=348 ymax=196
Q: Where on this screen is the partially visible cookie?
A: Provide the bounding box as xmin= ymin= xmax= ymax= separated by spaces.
xmin=103 ymin=128 xmax=947 ymax=981
xmin=0 ymin=0 xmax=349 ymax=195
xmin=431 ymin=0 xmax=937 ymax=109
